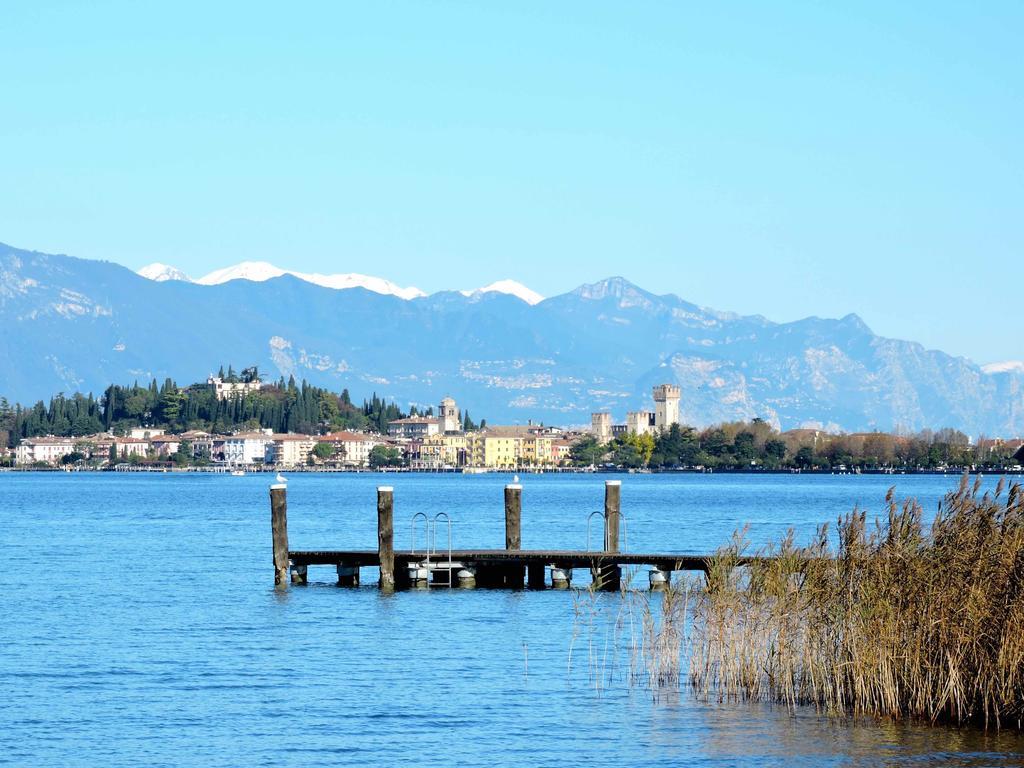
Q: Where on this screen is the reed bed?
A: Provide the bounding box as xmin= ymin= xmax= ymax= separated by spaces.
xmin=691 ymin=475 xmax=1024 ymax=728
xmin=569 ymin=475 xmax=1024 ymax=728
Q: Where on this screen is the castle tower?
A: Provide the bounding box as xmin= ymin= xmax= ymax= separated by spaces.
xmin=591 ymin=412 xmax=612 ymax=443
xmin=652 ymin=384 xmax=681 ymax=430
xmin=440 ymin=396 xmax=460 ymax=433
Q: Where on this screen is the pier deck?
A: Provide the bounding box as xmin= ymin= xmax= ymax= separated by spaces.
xmin=270 ymin=480 xmax=749 ymax=590
xmin=289 ymin=549 xmax=719 ymax=572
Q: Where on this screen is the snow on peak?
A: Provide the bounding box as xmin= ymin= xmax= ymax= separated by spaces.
xmin=194 ymin=261 xmax=287 ymax=285
xmin=193 ymin=261 xmax=426 ymax=300
xmin=982 ymin=360 xmax=1024 ymax=375
xmin=460 ymin=279 xmax=544 ymax=305
xmin=137 ymin=263 xmax=192 ymax=282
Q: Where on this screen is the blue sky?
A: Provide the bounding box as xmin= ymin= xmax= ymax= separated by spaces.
xmin=1 ymin=2 xmax=1020 ymax=363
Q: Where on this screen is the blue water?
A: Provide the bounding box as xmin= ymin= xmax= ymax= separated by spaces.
xmin=3 ymin=471 xmax=1024 ymax=766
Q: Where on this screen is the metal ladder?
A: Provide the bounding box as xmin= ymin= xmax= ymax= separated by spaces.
xmin=410 ymin=511 xmax=454 ymax=588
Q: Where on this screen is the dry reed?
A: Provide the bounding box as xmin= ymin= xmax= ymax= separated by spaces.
xmin=567 ymin=475 xmax=1024 ymax=728
xmin=690 ymin=475 xmax=1024 ymax=729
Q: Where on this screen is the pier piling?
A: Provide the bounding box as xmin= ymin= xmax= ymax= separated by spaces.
xmin=500 ymin=483 xmax=526 ymax=587
xmin=596 ymin=480 xmax=622 ymax=590
xmin=336 ymin=563 xmax=360 ymax=587
xmin=504 ymin=483 xmax=522 ymax=550
xmin=604 ymin=480 xmax=621 ymax=552
xmin=270 ymin=483 xmax=289 ymax=586
xmin=377 ymin=486 xmax=395 ymax=590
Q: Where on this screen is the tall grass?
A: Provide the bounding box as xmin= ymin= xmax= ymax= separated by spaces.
xmin=691 ymin=475 xmax=1024 ymax=728
xmin=568 ymin=475 xmax=1024 ymax=728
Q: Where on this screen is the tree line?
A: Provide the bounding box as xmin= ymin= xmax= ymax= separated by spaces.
xmin=0 ymin=367 xmax=414 ymax=447
xmin=570 ymin=419 xmax=1024 ymax=471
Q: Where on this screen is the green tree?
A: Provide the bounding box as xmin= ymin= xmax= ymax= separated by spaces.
xmin=794 ymin=445 xmax=816 ymax=469
xmin=369 ymin=445 xmax=403 ymax=468
xmin=569 ymin=436 xmax=606 ymax=466
xmin=312 ymin=442 xmax=335 ymax=461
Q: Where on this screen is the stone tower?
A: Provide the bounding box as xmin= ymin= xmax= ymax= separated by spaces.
xmin=440 ymin=396 xmax=460 ymax=433
xmin=591 ymin=412 xmax=612 ymax=443
xmin=652 ymin=384 xmax=681 ymax=430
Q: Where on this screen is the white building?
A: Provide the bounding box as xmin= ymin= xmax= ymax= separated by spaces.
xmin=387 ymin=417 xmax=440 ymax=440
xmin=113 ymin=437 xmax=151 ymax=459
xmin=224 ymin=432 xmax=273 ymax=465
xmin=129 ymin=427 xmax=164 ymax=440
xmin=319 ymin=431 xmax=385 ymax=467
xmin=208 ymin=375 xmax=262 ymax=401
xmin=15 ymin=437 xmax=76 ymax=466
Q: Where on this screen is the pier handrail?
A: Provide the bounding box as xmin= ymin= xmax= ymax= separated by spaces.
xmin=410 ymin=512 xmax=428 ymax=555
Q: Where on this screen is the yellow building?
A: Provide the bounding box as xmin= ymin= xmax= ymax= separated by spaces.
xmin=465 ymin=431 xmax=521 ymax=468
xmin=520 ymin=435 xmax=554 ymax=466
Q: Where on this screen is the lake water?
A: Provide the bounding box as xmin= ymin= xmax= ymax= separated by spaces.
xmin=4 ymin=471 xmax=1024 ymax=766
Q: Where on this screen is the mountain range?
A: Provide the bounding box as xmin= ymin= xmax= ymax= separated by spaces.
xmin=1 ymin=241 xmax=1021 ymax=435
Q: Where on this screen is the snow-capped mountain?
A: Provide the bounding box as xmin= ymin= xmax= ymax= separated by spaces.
xmin=137 ymin=263 xmax=192 ymax=282
xmin=983 ymin=361 xmax=1024 ymax=375
xmin=460 ymin=280 xmax=544 ymax=305
xmin=191 ymin=261 xmax=426 ymax=300
xmin=137 ymin=259 xmax=544 ymax=303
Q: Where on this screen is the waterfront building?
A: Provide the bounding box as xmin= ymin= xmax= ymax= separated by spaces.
xmin=268 ymin=434 xmax=316 ymax=466
xmin=552 ymin=439 xmax=573 ymax=464
xmin=591 ymin=412 xmax=612 ymax=443
xmin=15 ymin=436 xmax=76 ymax=466
xmin=223 ymin=432 xmax=273 ymax=464
xmin=653 ymin=384 xmax=681 ymax=430
xmin=387 ymin=417 xmax=440 ymax=439
xmin=129 ymin=427 xmax=164 ymax=440
xmin=113 ymin=436 xmax=151 ymax=459
xmin=415 ymin=433 xmax=468 ymax=469
xmin=178 ymin=430 xmax=215 ymax=459
xmin=149 ymin=435 xmax=182 ymax=458
xmin=439 ymin=396 xmax=461 ymax=433
xmin=318 ymin=431 xmax=384 ymax=467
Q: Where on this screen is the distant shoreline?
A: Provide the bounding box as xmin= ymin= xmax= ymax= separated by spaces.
xmin=2 ymin=466 xmax=1020 ymax=477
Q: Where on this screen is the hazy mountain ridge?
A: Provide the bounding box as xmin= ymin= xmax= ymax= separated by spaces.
xmin=2 ymin=242 xmax=1021 ymax=434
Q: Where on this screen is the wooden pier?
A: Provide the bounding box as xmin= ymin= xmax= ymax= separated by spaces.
xmin=270 ymin=480 xmax=722 ymax=591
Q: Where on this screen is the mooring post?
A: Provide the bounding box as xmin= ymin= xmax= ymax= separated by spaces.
xmin=377 ymin=486 xmax=395 ymax=591
xmin=504 ymin=483 xmax=522 ymax=550
xmin=270 ymin=482 xmax=289 ymax=586
xmin=502 ymin=483 xmax=525 ymax=587
xmin=604 ymin=480 xmax=621 ymax=552
xmin=597 ymin=480 xmax=622 ymax=590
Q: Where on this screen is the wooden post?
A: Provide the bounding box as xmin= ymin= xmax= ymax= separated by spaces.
xmin=270 ymin=483 xmax=289 ymax=586
xmin=527 ymin=562 xmax=545 ymax=590
xmin=604 ymin=480 xmax=621 ymax=552
xmin=504 ymin=483 xmax=522 ymax=550
xmin=503 ymin=483 xmax=525 ymax=587
xmin=337 ymin=563 xmax=360 ymax=587
xmin=377 ymin=486 xmax=395 ymax=590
